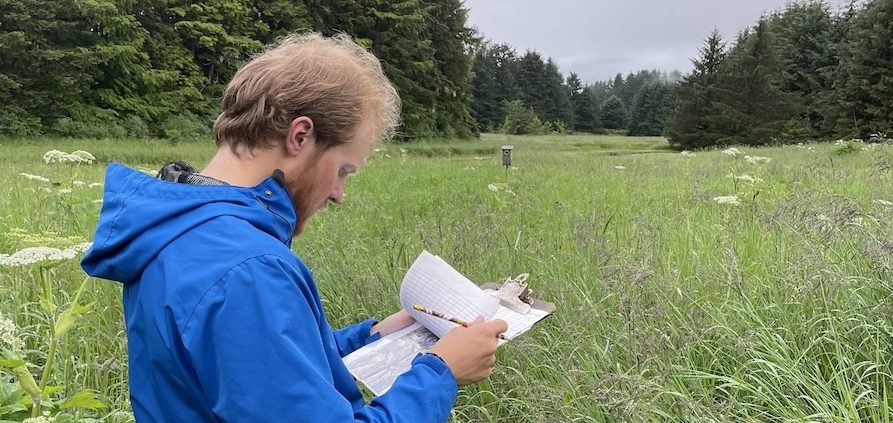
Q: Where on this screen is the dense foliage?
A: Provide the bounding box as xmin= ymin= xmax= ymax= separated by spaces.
xmin=0 ymin=0 xmax=477 ymax=139
xmin=668 ymin=0 xmax=893 ymax=149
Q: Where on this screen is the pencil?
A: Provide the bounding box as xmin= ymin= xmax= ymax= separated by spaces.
xmin=412 ymin=304 xmax=508 ymax=340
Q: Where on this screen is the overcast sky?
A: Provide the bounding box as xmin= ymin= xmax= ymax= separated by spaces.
xmin=464 ymin=0 xmax=852 ymax=83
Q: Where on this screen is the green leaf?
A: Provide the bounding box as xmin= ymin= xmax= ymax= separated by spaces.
xmin=0 ymin=358 xmax=25 ymax=369
xmin=58 ymin=390 xmax=106 ymax=410
xmin=10 ymin=366 xmax=39 ymax=401
xmin=54 ymin=302 xmax=94 ymax=338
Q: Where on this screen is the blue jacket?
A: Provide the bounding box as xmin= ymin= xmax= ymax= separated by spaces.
xmin=81 ymin=164 xmax=457 ymax=422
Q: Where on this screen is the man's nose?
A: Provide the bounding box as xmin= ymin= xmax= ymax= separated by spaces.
xmin=329 ymin=184 xmax=345 ymax=205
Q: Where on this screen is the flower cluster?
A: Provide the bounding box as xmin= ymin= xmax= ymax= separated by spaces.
xmin=722 ymin=148 xmax=743 ymax=157
xmin=43 ymin=149 xmax=96 ymax=165
xmin=23 ymin=414 xmax=55 ymax=423
xmin=0 ymin=313 xmax=24 ymax=354
xmin=680 ymin=151 xmax=696 ymax=157
xmin=0 ymin=242 xmax=92 ymax=267
xmin=20 ymin=173 xmax=50 ymax=182
xmin=614 ymin=165 xmax=627 ymax=170
xmin=727 ymin=173 xmax=762 ymax=184
xmin=713 ymin=195 xmax=740 ymax=205
xmin=874 ymin=199 xmax=893 ymax=207
xmin=744 ymin=155 xmax=772 ymax=165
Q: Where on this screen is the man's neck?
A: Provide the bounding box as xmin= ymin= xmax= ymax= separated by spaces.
xmin=200 ymin=146 xmax=283 ymax=187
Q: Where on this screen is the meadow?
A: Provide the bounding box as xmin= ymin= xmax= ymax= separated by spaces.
xmin=1 ymin=133 xmax=892 ymax=422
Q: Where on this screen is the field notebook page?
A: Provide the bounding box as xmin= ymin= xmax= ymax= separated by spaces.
xmin=399 ymin=251 xmax=500 ymax=338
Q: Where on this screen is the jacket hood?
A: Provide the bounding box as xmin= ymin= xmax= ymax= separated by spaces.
xmin=81 ymin=163 xmax=298 ymax=283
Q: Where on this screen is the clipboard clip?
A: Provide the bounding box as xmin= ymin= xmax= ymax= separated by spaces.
xmin=493 ymin=273 xmax=533 ymax=314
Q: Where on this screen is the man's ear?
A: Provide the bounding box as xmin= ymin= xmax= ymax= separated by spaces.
xmin=285 ymin=116 xmax=316 ymax=157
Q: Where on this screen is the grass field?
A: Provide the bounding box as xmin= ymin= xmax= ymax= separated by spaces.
xmin=1 ymin=134 xmax=892 ymax=422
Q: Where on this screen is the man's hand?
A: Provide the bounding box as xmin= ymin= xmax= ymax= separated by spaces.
xmin=370 ymin=310 xmax=416 ymax=337
xmin=429 ymin=318 xmax=508 ymax=386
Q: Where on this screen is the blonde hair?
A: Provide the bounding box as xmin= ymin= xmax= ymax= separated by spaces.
xmin=213 ymin=33 xmax=401 ymax=151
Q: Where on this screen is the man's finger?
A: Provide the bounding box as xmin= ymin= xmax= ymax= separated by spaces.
xmin=482 ymin=318 xmax=508 ymax=334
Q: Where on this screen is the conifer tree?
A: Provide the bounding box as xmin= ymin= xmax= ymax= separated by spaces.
xmin=666 ymin=29 xmax=726 ymax=149
xmin=599 ymin=95 xmax=627 ymax=130
xmin=628 ymin=81 xmax=674 ymax=136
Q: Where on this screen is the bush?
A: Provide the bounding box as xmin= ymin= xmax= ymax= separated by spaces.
xmin=499 ymin=100 xmax=549 ymax=135
xmin=160 ymin=112 xmax=211 ymax=143
xmin=122 ymin=115 xmax=151 ymax=139
xmin=50 ymin=107 xmax=127 ymax=139
xmin=0 ymin=111 xmax=41 ymax=136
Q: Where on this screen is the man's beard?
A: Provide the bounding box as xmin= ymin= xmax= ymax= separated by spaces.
xmin=285 ymin=161 xmax=326 ymax=236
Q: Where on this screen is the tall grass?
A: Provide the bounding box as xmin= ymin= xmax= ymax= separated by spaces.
xmin=0 ymin=134 xmax=891 ymax=421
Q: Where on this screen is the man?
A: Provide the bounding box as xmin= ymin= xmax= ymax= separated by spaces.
xmin=82 ymin=33 xmax=507 ymax=422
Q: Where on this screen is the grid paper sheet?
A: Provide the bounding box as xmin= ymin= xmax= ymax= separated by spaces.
xmin=399 ymin=251 xmax=500 ymax=338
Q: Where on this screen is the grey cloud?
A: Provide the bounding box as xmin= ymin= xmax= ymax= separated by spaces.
xmin=465 ymin=0 xmax=851 ymax=82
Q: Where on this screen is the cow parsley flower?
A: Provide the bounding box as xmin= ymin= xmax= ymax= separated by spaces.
xmin=874 ymin=199 xmax=893 ymax=207
xmin=19 ymin=173 xmax=50 ymax=182
xmin=487 ymin=183 xmax=500 ymax=192
xmin=680 ymin=151 xmax=696 ymax=157
xmin=43 ymin=149 xmax=96 ymax=165
xmin=614 ymin=165 xmax=627 ymax=170
xmin=23 ymin=415 xmax=55 ymax=423
xmin=713 ymin=195 xmax=740 ymax=205
xmin=722 ymin=148 xmax=743 ymax=157
xmin=0 ymin=313 xmax=24 ymax=354
xmin=744 ymin=155 xmax=771 ymax=165
xmin=57 ymin=188 xmax=72 ymax=195
xmin=0 ymin=242 xmax=92 ymax=267
xmin=89 ymin=182 xmax=103 ymax=188
xmin=73 ymin=181 xmax=85 ymax=187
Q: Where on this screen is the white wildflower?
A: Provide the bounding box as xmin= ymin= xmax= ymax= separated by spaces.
xmin=744 ymin=155 xmax=772 ymax=165
xmin=19 ymin=173 xmax=50 ymax=182
xmin=399 ymin=148 xmax=408 ymax=155
xmin=712 ymin=195 xmax=740 ymax=205
xmin=23 ymin=415 xmax=55 ymax=423
xmin=57 ymin=188 xmax=72 ymax=194
xmin=384 ymin=154 xmax=392 ymax=158
xmin=43 ymin=149 xmax=96 ymax=165
xmin=43 ymin=149 xmax=68 ymax=164
xmin=69 ymin=150 xmax=96 ymax=164
xmin=614 ymin=165 xmax=627 ymax=170
xmin=874 ymin=199 xmax=893 ymax=207
xmin=70 ymin=242 xmax=93 ymax=253
xmin=487 ymin=184 xmax=500 ymax=192
xmin=735 ymin=174 xmax=757 ymax=183
xmin=0 ymin=243 xmax=91 ymax=267
xmin=373 ymin=148 xmax=382 ymax=153
xmin=88 ymin=183 xmax=103 ymax=188
xmin=73 ymin=181 xmax=85 ymax=187
xmin=722 ymin=148 xmax=743 ymax=157
xmin=474 ymin=156 xmax=485 ymax=161
xmin=680 ymin=151 xmax=696 ymax=157
xmin=0 ymin=313 xmax=24 ymax=354
xmin=92 ymin=199 xmax=104 ymax=204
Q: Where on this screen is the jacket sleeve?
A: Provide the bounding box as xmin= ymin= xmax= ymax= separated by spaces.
xmin=180 ymin=254 xmax=458 ymax=423
xmin=333 ymin=319 xmax=380 ymax=357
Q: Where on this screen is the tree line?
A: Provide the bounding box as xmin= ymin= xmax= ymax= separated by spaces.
xmin=668 ymin=0 xmax=893 ymax=149
xmin=1 ymin=0 xmax=890 ymax=146
xmin=0 ymin=0 xmax=478 ymax=139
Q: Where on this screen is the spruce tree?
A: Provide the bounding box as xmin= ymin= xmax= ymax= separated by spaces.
xmin=666 ymin=29 xmax=727 ymax=149
xmin=567 ymin=73 xmax=600 ymax=133
xmin=470 ymin=43 xmax=518 ymax=132
xmin=711 ymin=20 xmax=796 ymax=145
xmin=599 ymin=95 xmax=627 ymax=130
xmin=835 ymin=0 xmax=893 ymax=139
xmin=766 ymin=1 xmax=837 ymax=139
xmin=628 ymin=81 xmax=674 ymax=136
